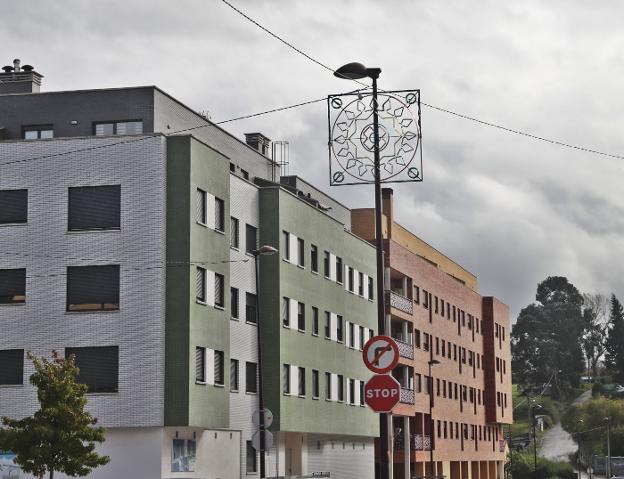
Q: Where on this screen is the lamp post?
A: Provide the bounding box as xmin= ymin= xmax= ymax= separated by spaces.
xmin=531 ymin=403 xmax=543 ymax=479
xmin=334 ymin=61 xmax=387 ymax=479
xmin=252 ymin=245 xmax=278 ymax=478
xmin=604 ymin=417 xmax=611 ymax=479
xmin=429 ymin=359 xmax=440 ymax=479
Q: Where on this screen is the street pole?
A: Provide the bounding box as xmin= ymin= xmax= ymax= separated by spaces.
xmin=428 ymin=357 xmax=435 ymax=479
xmin=532 ymin=405 xmax=537 ymax=479
xmin=605 ymin=417 xmax=611 ymax=479
xmin=253 ymin=252 xmax=267 ymax=478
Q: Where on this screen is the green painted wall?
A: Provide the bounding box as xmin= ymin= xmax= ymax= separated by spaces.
xmin=259 ymin=186 xmax=379 ymax=437
xmin=165 ymin=135 xmax=231 ymax=428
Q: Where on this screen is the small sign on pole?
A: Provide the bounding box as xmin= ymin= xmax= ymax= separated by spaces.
xmin=363 ymin=335 xmax=399 ymax=374
xmin=252 ymin=430 xmax=274 ymax=451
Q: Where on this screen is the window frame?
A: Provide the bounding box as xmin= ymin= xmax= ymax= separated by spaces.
xmin=0 ymin=189 xmax=28 ymax=225
xmin=66 ymin=265 xmax=120 ymax=312
xmin=68 ymin=185 xmax=121 ymax=232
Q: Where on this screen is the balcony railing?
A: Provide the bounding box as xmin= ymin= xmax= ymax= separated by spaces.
xmin=388 ymin=290 xmax=413 ymax=314
xmin=399 ymin=387 xmax=415 ymax=404
xmin=395 ymin=338 xmax=414 ymax=359
xmin=409 ymin=434 xmax=431 ymax=451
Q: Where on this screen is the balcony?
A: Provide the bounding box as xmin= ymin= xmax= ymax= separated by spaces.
xmin=400 ymin=387 xmax=415 ymax=404
xmin=395 ymin=338 xmax=414 ymax=359
xmin=409 ymin=434 xmax=431 ymax=451
xmin=388 ymin=290 xmax=413 ymax=315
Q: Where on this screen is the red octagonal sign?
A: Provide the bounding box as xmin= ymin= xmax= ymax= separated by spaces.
xmin=364 ymin=374 xmax=401 ymax=413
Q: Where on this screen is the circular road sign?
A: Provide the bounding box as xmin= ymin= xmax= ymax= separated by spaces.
xmin=251 ymin=408 xmax=274 ymax=428
xmin=363 ymin=335 xmax=400 ymax=374
xmin=364 ymin=374 xmax=401 ymax=413
xmin=251 ymin=430 xmax=274 ymax=451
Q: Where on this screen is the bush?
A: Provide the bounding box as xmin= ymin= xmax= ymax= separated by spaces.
xmin=510 ymin=451 xmax=576 ymax=479
xmin=592 ymin=382 xmax=603 ymax=397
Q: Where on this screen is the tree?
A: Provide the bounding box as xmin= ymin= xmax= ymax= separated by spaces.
xmin=581 ymin=294 xmax=609 ymax=379
xmin=0 ymin=352 xmax=110 ymax=479
xmin=604 ymin=295 xmax=624 ymax=383
xmin=512 ymin=276 xmax=585 ymax=395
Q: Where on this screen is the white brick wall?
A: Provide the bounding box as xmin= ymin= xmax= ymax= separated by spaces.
xmin=0 ymin=135 xmax=167 ymax=428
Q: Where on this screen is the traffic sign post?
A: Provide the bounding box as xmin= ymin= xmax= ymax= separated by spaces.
xmin=363 ymin=335 xmax=399 ymax=374
xmin=364 ymin=374 xmax=401 ymax=413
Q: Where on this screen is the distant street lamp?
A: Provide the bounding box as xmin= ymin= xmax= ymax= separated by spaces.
xmin=333 ymin=61 xmax=388 ymax=479
xmin=429 ymin=359 xmax=440 ymax=478
xmin=604 ymin=417 xmax=612 ymax=479
xmin=531 ymin=403 xmax=543 ymax=479
xmin=252 ymin=245 xmax=278 ymax=478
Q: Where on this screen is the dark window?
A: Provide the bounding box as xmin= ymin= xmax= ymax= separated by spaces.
xmin=196 ymin=267 xmax=206 ymax=303
xmin=298 ymin=238 xmax=305 ymax=267
xmin=230 ymin=359 xmax=239 ymax=391
xmin=349 ymin=322 xmax=355 ymax=347
xmin=415 ymin=329 xmax=421 ymax=348
xmin=214 ymin=350 xmax=224 ymax=385
xmin=229 ymin=163 xmax=236 ymax=172
xmin=414 ymin=286 xmax=420 ymax=304
xmin=195 ymin=347 xmax=205 ymax=382
xmin=298 ymin=366 xmax=305 ymax=396
xmin=23 ymin=124 xmax=53 ymax=139
xmin=230 ymin=217 xmax=239 ymax=248
xmin=348 ymin=267 xmax=354 ymax=292
xmin=368 ymin=277 xmax=374 ymax=300
xmin=312 ymin=369 xmax=319 ymax=398
xmin=336 ymin=315 xmax=343 ymax=342
xmin=323 ymin=251 xmax=330 ymax=278
xmin=324 ymin=312 xmax=331 ymax=339
xmin=325 ymin=372 xmax=332 ymax=399
xmin=196 ymin=189 xmax=207 ymax=224
xmin=0 ymin=349 xmax=23 ymax=385
xmin=215 ymin=198 xmax=225 ymax=232
xmin=312 ymin=307 xmax=319 ymax=335
xmin=66 ymin=265 xmax=119 ymax=311
xmin=68 ymin=185 xmax=120 ymax=231
xmin=0 ymin=268 xmax=26 ymax=304
xmin=282 ymin=231 xmax=290 ymax=260
xmin=0 ymin=189 xmax=27 ymax=224
xmin=337 ymin=374 xmax=344 ymax=402
xmin=298 ymin=302 xmax=305 ymax=331
xmin=94 ymin=120 xmax=143 ymax=136
xmin=65 ymin=346 xmax=118 ymax=393
xmin=283 ymin=364 xmax=291 ymax=394
xmin=311 ymin=245 xmax=318 ymax=273
xmin=246 ymin=224 xmax=257 ymax=254
xmin=241 ymin=169 xmax=249 ymax=180
xmin=246 ymin=362 xmax=257 ymax=393
xmin=282 ymin=298 xmax=290 ymax=327
xmin=230 ymin=287 xmax=239 ymax=319
xmin=336 ymin=257 xmax=343 ymax=283
xmin=359 ymin=326 xmax=365 ymax=350
xmin=246 ymin=293 xmax=257 ymax=324
xmin=214 ymin=273 xmax=224 ymax=308
xmin=358 ymin=272 xmax=364 ymax=296
xmin=246 ymin=441 xmax=257 ymax=473
xmin=423 ymin=290 xmax=429 ymax=309
xmin=349 ymin=379 xmax=355 ymax=405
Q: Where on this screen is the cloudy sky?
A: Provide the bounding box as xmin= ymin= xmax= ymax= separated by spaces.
xmin=5 ymin=0 xmax=624 ymax=319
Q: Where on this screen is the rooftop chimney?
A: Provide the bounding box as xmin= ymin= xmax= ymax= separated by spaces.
xmin=244 ymin=132 xmax=272 ymax=157
xmin=0 ymin=59 xmax=43 ymax=94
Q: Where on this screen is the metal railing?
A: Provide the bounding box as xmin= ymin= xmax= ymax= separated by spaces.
xmin=400 ymin=387 xmax=415 ymax=404
xmin=388 ymin=290 xmax=413 ymax=314
xmin=395 ymin=338 xmax=415 ymax=359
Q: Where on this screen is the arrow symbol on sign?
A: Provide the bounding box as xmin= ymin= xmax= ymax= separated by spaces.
xmin=372 ymin=344 xmax=392 ymax=366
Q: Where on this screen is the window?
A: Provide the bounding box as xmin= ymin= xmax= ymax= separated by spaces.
xmin=423 ymin=290 xmax=429 ymax=308
xmin=230 ymin=163 xmax=236 ymax=172
xmin=66 ymin=265 xmax=119 ymax=311
xmin=68 ymin=185 xmax=121 ymax=231
xmin=214 ymin=273 xmax=224 ymax=308
xmin=23 ymin=124 xmax=53 ymax=139
xmin=0 ymin=349 xmax=23 ymax=385
xmin=323 ymin=251 xmax=330 ymax=278
xmin=359 ymin=326 xmax=365 ymax=350
xmin=282 ymin=297 xmax=290 ymax=327
xmin=360 ymin=381 xmax=365 ymax=406
xmin=368 ymin=277 xmax=374 ymax=300
xmin=358 ymin=272 xmax=364 ymax=296
xmin=283 ymin=364 xmax=291 ymax=394
xmin=282 ymin=231 xmax=290 ymax=260
xmin=415 ymin=373 xmax=422 ymax=393
xmin=0 ymin=189 xmax=28 ymax=225
xmin=65 ymin=346 xmax=118 ymax=393
xmin=94 ymin=120 xmax=143 ymax=136
xmin=246 ymin=293 xmax=257 ymax=324
xmin=195 ymin=347 xmax=206 ymax=382
xmin=348 ymin=267 xmax=354 ymax=292
xmin=172 ymin=438 xmax=196 ymax=472
xmin=230 ymin=287 xmax=239 ymax=319
xmin=337 ymin=375 xmax=344 ymax=402
xmin=324 ymin=312 xmax=331 ymax=339
xmin=230 ymin=217 xmax=239 ymax=248
xmin=414 ymin=286 xmax=420 ymax=304
xmin=196 ymin=267 xmax=206 ymax=303
xmin=214 ymin=198 xmax=225 ymax=232
xmin=230 ymin=359 xmax=239 ymax=391
xmin=312 ymin=307 xmax=319 ymax=335
xmin=298 ymin=366 xmax=306 ymax=396
xmin=298 ymin=302 xmax=305 ymax=331
xmin=336 ymin=257 xmax=343 ymax=283
xmin=246 ymin=362 xmax=257 ymax=393
xmin=245 ymin=224 xmax=258 ymax=254
xmin=312 ymin=370 xmax=319 ymax=398
xmin=415 ymin=329 xmax=421 ymax=348
xmin=336 ymin=315 xmax=344 ymax=342
xmin=435 ymin=296 xmax=439 ymax=314
xmin=311 ymin=245 xmax=318 ymax=273
xmin=214 ymin=350 xmax=224 ymax=386
xmin=196 ymin=188 xmax=207 ymax=225
xmin=349 ymin=379 xmax=355 ymax=405
xmin=246 ymin=441 xmax=257 ymax=473
xmin=325 ymin=372 xmax=332 ymax=400
xmin=0 ymin=268 xmax=26 ymax=304
xmin=348 ymin=322 xmax=355 ymax=348
xmin=423 ymin=333 xmax=430 ymax=352
xmin=298 ymin=238 xmax=305 ymax=267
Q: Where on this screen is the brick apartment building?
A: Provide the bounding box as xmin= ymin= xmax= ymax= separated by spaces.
xmin=352 ymin=189 xmax=512 ymax=479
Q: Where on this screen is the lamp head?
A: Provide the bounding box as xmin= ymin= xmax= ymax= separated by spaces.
xmin=253 ymin=245 xmax=278 ymax=257
xmin=334 ymin=62 xmax=381 ymax=80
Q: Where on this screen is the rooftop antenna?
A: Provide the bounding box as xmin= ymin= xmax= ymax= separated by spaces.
xmin=271 ymin=141 xmax=290 ymax=182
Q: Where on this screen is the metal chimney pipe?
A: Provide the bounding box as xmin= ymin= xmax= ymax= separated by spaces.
xmin=13 ymin=59 xmax=20 ymax=72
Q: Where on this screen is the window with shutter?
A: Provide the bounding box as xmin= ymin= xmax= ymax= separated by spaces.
xmin=0 ymin=268 xmax=26 ymax=304
xmin=214 ymin=273 xmax=224 ymax=308
xmin=68 ymin=185 xmax=120 ymax=231
xmin=0 ymin=349 xmax=24 ymax=385
xmin=195 ymin=347 xmax=206 ymax=383
xmin=297 ymin=302 xmax=305 ymax=331
xmin=230 ymin=217 xmax=239 ymax=248
xmin=246 ymin=293 xmax=257 ymax=324
xmin=283 ymin=364 xmax=290 ymax=394
xmin=196 ymin=189 xmax=207 ymax=225
xmin=230 ymin=287 xmax=239 ymax=319
xmin=0 ymin=189 xmax=28 ymax=224
xmin=368 ymin=277 xmax=374 ymax=300
xmin=214 ymin=350 xmax=224 ymax=385
xmin=65 ymin=346 xmax=118 ymax=393
xmin=230 ymin=359 xmax=239 ymax=391
xmin=298 ymin=367 xmax=305 ymax=396
xmin=246 ymin=441 xmax=257 ymax=473
xmin=215 ymin=197 xmax=225 ymax=231
xmin=245 ymin=362 xmax=257 ymax=393
xmin=312 ymin=369 xmax=319 ymax=398
xmin=66 ymin=265 xmax=119 ymax=311
xmin=196 ymin=267 xmax=206 ymax=303
xmin=246 ymin=224 xmax=257 ymax=254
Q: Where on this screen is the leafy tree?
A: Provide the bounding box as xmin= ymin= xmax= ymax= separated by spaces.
xmin=512 ymin=276 xmax=585 ymax=395
xmin=581 ymin=294 xmax=609 ymax=380
xmin=0 ymin=352 xmax=109 ymax=479
xmin=604 ymin=295 xmax=624 ymax=383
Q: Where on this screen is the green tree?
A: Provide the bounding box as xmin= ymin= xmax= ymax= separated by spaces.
xmin=0 ymin=351 xmax=109 ymax=479
xmin=604 ymin=295 xmax=624 ymax=383
xmin=512 ymin=276 xmax=585 ymax=395
xmin=581 ymin=294 xmax=609 ymax=380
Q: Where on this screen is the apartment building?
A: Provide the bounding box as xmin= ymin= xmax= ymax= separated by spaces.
xmin=0 ymin=63 xmax=378 ymax=479
xmin=351 ymin=189 xmax=512 ymax=479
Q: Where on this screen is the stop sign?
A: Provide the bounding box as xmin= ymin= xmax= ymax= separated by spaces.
xmin=364 ymin=374 xmax=401 ymax=413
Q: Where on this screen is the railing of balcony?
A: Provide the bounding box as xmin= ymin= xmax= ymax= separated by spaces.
xmin=400 ymin=387 xmax=415 ymax=404
xmin=387 ymin=290 xmax=413 ymax=314
xmin=395 ymin=338 xmax=414 ymax=359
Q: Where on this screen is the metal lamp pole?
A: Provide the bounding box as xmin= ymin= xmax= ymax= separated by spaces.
xmin=531 ymin=404 xmax=542 ymax=479
xmin=253 ymin=245 xmax=278 ymax=478
xmin=334 ymin=62 xmax=387 ymax=479
xmin=429 ymin=359 xmax=440 ymax=479
xmin=605 ymin=417 xmax=611 ymax=479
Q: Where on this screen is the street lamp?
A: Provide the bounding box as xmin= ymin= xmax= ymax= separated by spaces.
xmin=334 ymin=61 xmax=387 ymax=479
xmin=428 ymin=359 xmax=440 ymax=479
xmin=531 ymin=403 xmax=543 ymax=479
xmin=252 ymin=245 xmax=278 ymax=478
xmin=604 ymin=417 xmax=612 ymax=479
